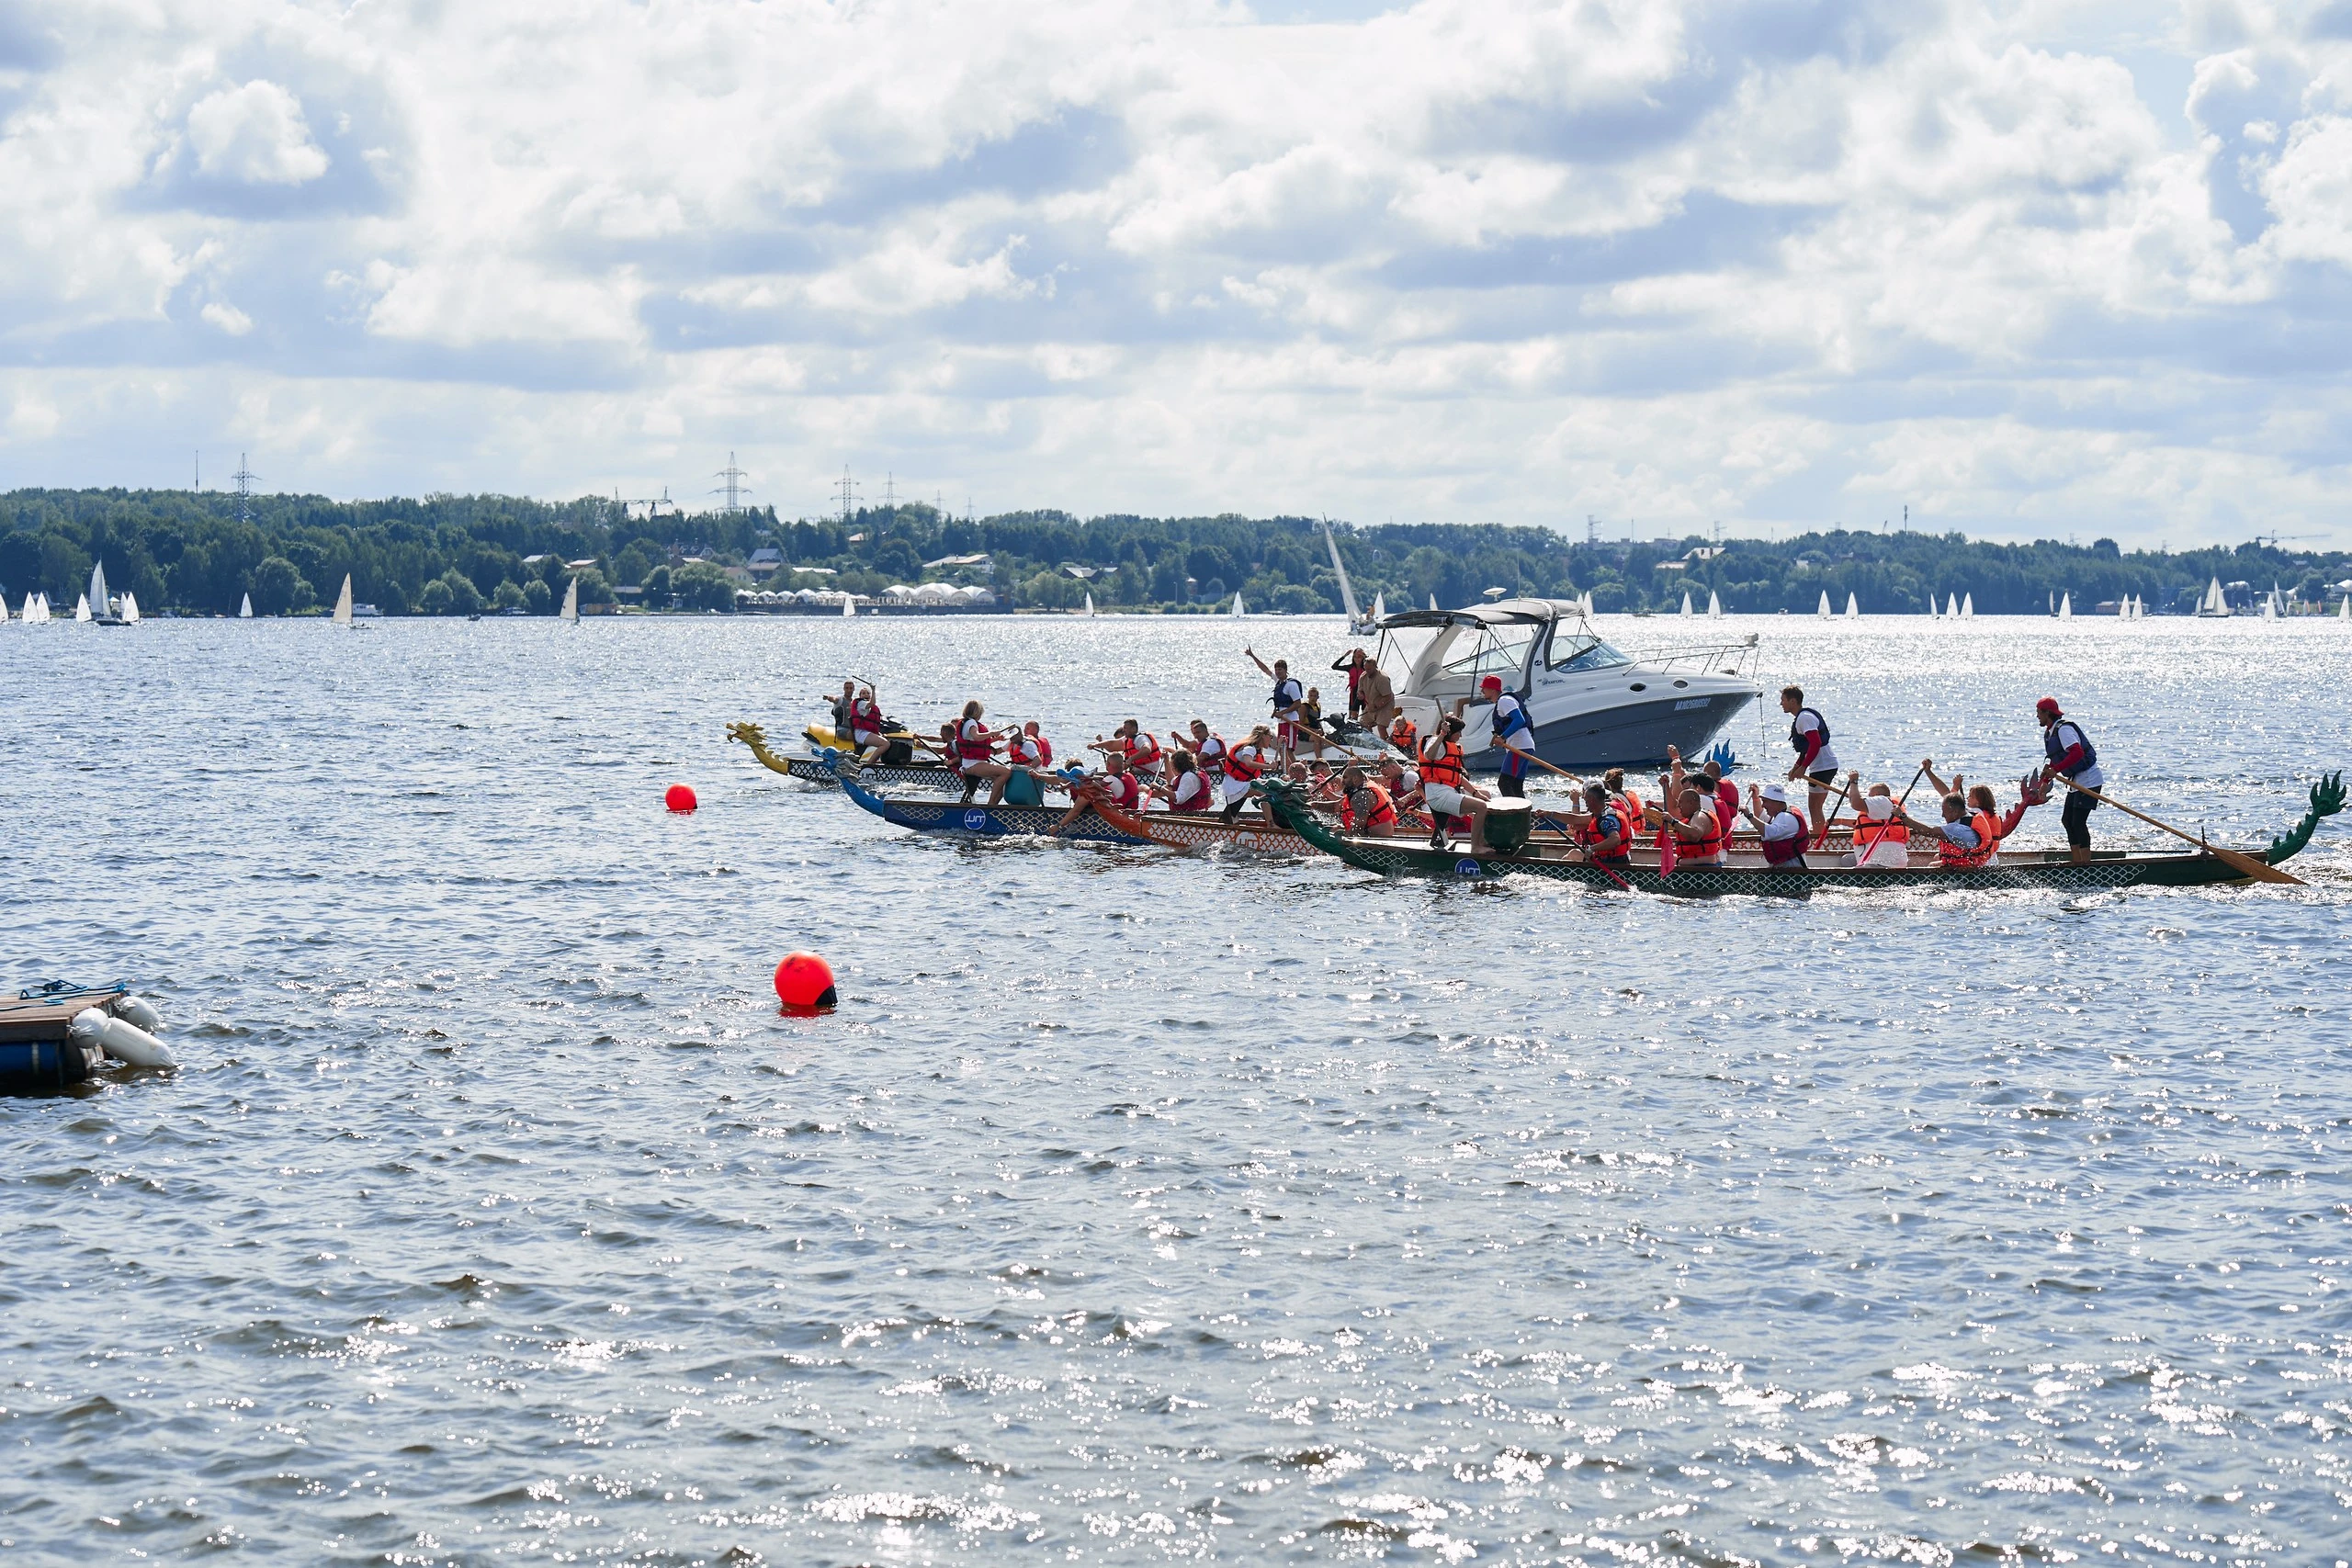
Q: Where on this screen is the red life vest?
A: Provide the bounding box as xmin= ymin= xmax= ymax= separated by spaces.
xmin=955 ymin=718 xmax=993 ymax=763
xmin=1715 ymin=780 xmax=1739 ymax=829
xmin=1224 ymin=744 xmax=1266 ymax=783
xmin=1577 ymin=809 xmax=1630 ymax=863
xmin=1612 ymin=791 xmax=1642 ymax=831
xmin=1420 ymin=740 xmax=1465 ymax=791
xmin=1346 ymin=782 xmax=1396 ymax=830
xmin=849 ymin=699 xmax=885 ymax=739
xmin=1195 ymin=734 xmax=1227 ymax=774
xmin=1099 ymin=772 xmax=1140 ymax=810
xmin=1938 ymin=808 xmax=2002 ymax=869
xmin=1170 ymin=770 xmax=1210 ymax=811
xmin=1034 ymin=735 xmax=1053 ymax=765
xmin=1007 ymin=735 xmax=1042 ymax=767
xmin=1126 ymin=732 xmax=1162 ymax=771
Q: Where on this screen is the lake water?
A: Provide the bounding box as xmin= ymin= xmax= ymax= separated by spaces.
xmin=5 ymin=614 xmax=2349 ymax=1565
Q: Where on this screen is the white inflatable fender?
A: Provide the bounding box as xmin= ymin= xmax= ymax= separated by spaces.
xmin=115 ymin=995 xmax=164 ymax=1032
xmin=70 ymin=1008 xmax=177 ymax=1069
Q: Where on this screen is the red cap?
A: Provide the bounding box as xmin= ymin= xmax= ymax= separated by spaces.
xmin=1480 ymin=675 xmax=1504 ymax=693
xmin=2036 ymin=696 xmax=2063 ymax=719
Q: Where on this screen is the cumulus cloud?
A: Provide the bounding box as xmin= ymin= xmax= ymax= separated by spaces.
xmin=0 ymin=0 xmax=2347 ymax=543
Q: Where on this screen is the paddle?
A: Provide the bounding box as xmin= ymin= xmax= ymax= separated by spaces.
xmin=1532 ymin=808 xmax=1632 ymax=889
xmin=2048 ymin=775 xmax=2303 ymax=886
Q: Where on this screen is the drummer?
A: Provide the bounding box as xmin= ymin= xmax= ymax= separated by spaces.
xmin=1218 ymin=724 xmax=1279 ymax=820
xmin=1419 ymin=713 xmax=1495 ymax=852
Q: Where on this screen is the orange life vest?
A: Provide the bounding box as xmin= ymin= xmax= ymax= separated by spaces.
xmin=1224 ymin=744 xmax=1266 ymax=783
xmin=1577 ymin=808 xmax=1631 ymax=862
xmin=1420 ymin=739 xmax=1465 ymax=791
xmin=1126 ymin=731 xmax=1162 ymax=771
xmin=1855 ymin=814 xmax=1909 ymax=860
xmin=1389 ymin=717 xmax=1419 ymax=756
xmin=1348 ymin=781 xmax=1396 ymax=830
xmin=1682 ymin=804 xmax=1726 ymax=862
xmin=1006 ymin=735 xmax=1042 ymax=767
xmin=1613 ymin=791 xmax=1643 ymax=831
xmin=1938 ymin=809 xmax=2001 ymax=868
xmin=1028 ymin=734 xmax=1053 ymax=765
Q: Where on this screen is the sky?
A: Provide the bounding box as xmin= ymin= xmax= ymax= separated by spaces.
xmin=3 ymin=0 xmax=2351 ymax=546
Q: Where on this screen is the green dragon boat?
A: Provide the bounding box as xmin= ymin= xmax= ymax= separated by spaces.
xmin=1259 ymin=774 xmax=2344 ymax=896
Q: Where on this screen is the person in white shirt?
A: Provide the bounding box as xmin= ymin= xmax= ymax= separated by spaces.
xmin=1780 ymin=684 xmax=1839 ymax=840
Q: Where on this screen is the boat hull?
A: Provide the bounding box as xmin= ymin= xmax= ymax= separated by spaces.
xmin=833 ymin=765 xmax=1146 ymax=844
xmin=1472 ymin=689 xmax=1753 ymax=774
xmin=1091 ymin=800 xmax=1313 ymax=855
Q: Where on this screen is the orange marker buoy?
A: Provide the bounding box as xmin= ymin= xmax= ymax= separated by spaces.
xmin=775 ymin=952 xmax=838 ymax=1013
xmin=665 ymin=784 xmax=698 ymax=813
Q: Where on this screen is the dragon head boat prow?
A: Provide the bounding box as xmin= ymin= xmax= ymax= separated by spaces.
xmin=2266 ymin=770 xmax=2346 ymax=865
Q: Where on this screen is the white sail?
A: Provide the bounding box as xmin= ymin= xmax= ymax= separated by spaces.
xmin=2341 ymin=592 xmax=2350 ymax=621
xmin=1082 ymin=591 xmax=1095 ymax=617
xmin=88 ymin=562 xmax=109 ymax=620
xmin=334 ymin=574 xmax=354 ymax=626
xmin=560 ymin=576 xmax=579 ymax=622
xmin=1679 ymin=592 xmax=1693 ymax=617
xmin=1319 ymin=518 xmax=1363 ymax=628
xmin=1706 ymin=589 xmax=1723 ymax=619
xmin=1429 ymin=592 xmax=1439 ymax=611
xmin=120 ymin=591 xmax=139 ymax=624
xmin=1231 ymin=592 xmax=1245 ymax=618
xmin=74 ymin=592 xmax=91 ymax=622
xmin=239 ymin=592 xmax=253 ymax=618
xmin=842 ymin=591 xmax=854 ymax=617
xmin=1844 ymin=592 xmax=1859 ymax=619
xmin=1371 ymin=591 xmax=1385 ymax=624
xmin=2058 ymin=592 xmax=2072 ymax=621
xmin=2200 ymin=577 xmax=2229 ymax=616
xmin=1962 ymin=593 xmax=1974 ymax=619
xmin=1945 ymin=592 xmax=1959 ymax=617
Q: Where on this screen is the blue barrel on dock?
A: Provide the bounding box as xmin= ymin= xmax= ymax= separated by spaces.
xmin=0 ymin=1039 xmax=106 ymax=1094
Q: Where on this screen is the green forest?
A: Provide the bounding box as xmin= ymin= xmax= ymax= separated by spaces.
xmin=3 ymin=486 xmax=2346 ymax=617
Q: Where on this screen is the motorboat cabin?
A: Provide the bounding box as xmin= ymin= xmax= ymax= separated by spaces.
xmin=1375 ymin=599 xmax=1758 ymax=773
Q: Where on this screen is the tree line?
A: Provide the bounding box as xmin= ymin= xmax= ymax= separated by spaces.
xmin=1 ymin=486 xmax=2344 ymax=616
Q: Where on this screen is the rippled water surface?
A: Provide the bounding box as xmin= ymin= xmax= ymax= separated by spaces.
xmin=6 ymin=615 xmax=2351 ymax=1565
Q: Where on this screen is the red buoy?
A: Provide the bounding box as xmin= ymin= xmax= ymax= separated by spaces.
xmin=665 ymin=784 xmax=698 ymax=813
xmin=775 ymin=952 xmax=838 ymax=1013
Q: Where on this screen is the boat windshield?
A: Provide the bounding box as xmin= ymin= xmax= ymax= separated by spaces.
xmin=1546 ymin=631 xmax=1631 ymax=672
xmin=1438 ymin=625 xmax=1541 ymax=682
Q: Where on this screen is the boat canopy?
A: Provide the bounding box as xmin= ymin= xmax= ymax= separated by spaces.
xmin=1374 ymin=597 xmax=1580 ymax=631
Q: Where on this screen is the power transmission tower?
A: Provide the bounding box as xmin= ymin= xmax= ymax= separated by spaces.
xmin=710 ymin=452 xmax=751 ymax=513
xmin=1585 ymin=514 xmax=1599 ymax=547
xmin=835 ymin=468 xmax=861 ymax=526
xmin=232 ymin=454 xmax=258 ymax=525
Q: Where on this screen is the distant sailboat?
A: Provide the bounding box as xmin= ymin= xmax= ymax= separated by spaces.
xmin=1815 ymin=590 xmax=1831 ymax=618
xmin=1370 ymin=591 xmax=1385 ymax=625
xmin=74 ymin=593 xmax=91 ymax=622
xmin=2339 ymin=592 xmax=2350 ymax=621
xmin=1946 ymin=592 xmax=1961 ymax=618
xmin=88 ymin=562 xmax=113 ymax=624
xmin=1231 ymin=592 xmax=1246 ymax=618
xmin=2058 ymin=592 xmax=2072 ymax=621
xmin=1844 ymin=592 xmax=1859 ymax=620
xmin=1961 ymin=593 xmax=1974 ymax=619
xmin=239 ymin=592 xmax=254 ymax=618
xmin=842 ymin=591 xmax=854 ymax=617
xmin=1679 ymin=592 xmax=1693 ymax=617
xmin=1082 ymin=592 xmax=1095 ymax=617
xmin=1428 ymin=592 xmax=1439 ymax=611
xmin=2259 ymin=588 xmax=2277 ymax=621
xmin=1706 ymin=589 xmax=1723 ymax=619
xmin=560 ymin=576 xmax=580 ymax=622
xmin=120 ymin=591 xmax=139 ymax=624
xmin=2199 ymin=577 xmax=2230 ymax=617
xmin=334 ymin=574 xmax=354 ymax=626
xmin=1578 ymin=591 xmax=1594 ymax=616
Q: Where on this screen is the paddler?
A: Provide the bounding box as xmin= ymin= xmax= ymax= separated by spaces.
xmin=1386 ymin=712 xmax=1419 ymax=761
xmin=845 ymin=684 xmax=894 ymax=767
xmin=1244 ymin=647 xmax=1306 ymax=755
xmin=1183 ymin=719 xmax=1229 ymax=787
xmin=1837 ymin=779 xmax=1911 ymax=868
xmin=1921 ymin=762 xmax=2034 ymax=865
xmin=1663 ymin=747 xmax=1728 ymax=866
xmin=1019 ymin=721 xmax=1054 ymax=767
xmin=1744 ymin=782 xmax=1808 ymax=869
xmin=952 ymin=700 xmax=1013 ymax=803
xmin=1218 ymin=724 xmax=1279 ymax=820
xmin=2035 ymin=697 xmax=2101 ymax=864
xmin=1339 ymin=764 xmax=1399 ymax=837
xmin=1566 ymin=781 xmax=1632 ymax=869
xmin=1118 ymin=719 xmax=1165 ymax=780
xmin=1602 ymin=768 xmax=1646 ymax=830
xmin=1379 ymin=754 xmax=1421 ymax=820
xmin=1480 ymin=674 xmax=1535 ymax=799
xmin=1419 ymin=713 xmax=1495 ymax=852
xmin=1780 ymin=685 xmax=1839 ymax=839
xmin=1699 ymin=758 xmax=1739 ymax=832
xmin=1166 ymin=750 xmax=1213 ymax=813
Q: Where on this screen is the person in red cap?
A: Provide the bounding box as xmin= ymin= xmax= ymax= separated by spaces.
xmin=1482 ymin=672 xmax=1536 ymax=797
xmin=2036 ymin=697 xmax=2102 ymax=863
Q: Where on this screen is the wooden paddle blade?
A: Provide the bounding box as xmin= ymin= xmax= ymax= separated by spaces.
xmin=2212 ymin=842 xmax=2303 ymax=886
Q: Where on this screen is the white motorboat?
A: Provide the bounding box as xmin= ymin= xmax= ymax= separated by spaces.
xmin=1373 ymin=598 xmax=1759 ymax=773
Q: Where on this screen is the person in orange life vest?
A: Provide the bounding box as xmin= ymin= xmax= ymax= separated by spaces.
xmin=1377 ymin=755 xmax=1423 ymax=821
xmin=1743 ymin=781 xmax=1809 ymax=867
xmin=1921 ymin=762 xmax=2031 ymax=866
xmin=1092 ymin=750 xmax=1145 ymax=813
xmin=2034 ymin=697 xmax=2102 ymax=863
xmin=1566 ymin=781 xmax=1632 ymax=866
xmin=1340 ymin=765 xmax=1400 ymax=837
xmin=1386 ymin=712 xmax=1419 ymax=761
xmin=1601 ymin=768 xmax=1647 ymax=831
xmin=1001 ymin=724 xmax=1054 ymax=802
xmin=1780 ymin=684 xmax=1839 ymax=839
xmin=1218 ymin=725 xmax=1279 ymax=820
xmin=1182 ymin=719 xmax=1228 ymax=785
xmin=1020 ymin=721 xmax=1054 ymax=767
xmin=1836 ymin=779 xmax=1910 ymax=868
xmin=1419 ymin=713 xmax=1496 ymax=852
xmin=1921 ymin=792 xmax=2001 ymax=868
xmin=952 ymin=701 xmax=1015 ymax=803
xmin=1116 ymin=719 xmax=1165 ymax=778
xmin=1244 ymin=647 xmax=1306 ymax=753
xmin=1699 ymin=758 xmax=1739 ymax=833
xmin=1165 ymin=750 xmax=1213 ymax=813
xmin=1663 ymin=747 xmax=1728 ymax=865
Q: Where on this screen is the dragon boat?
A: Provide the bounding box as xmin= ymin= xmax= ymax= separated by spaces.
xmin=830 ymin=756 xmax=1148 ymax=844
xmin=729 ymin=721 xmax=956 ymax=790
xmin=1259 ymin=773 xmax=2345 ymax=897
xmin=1086 ymin=797 xmax=1317 ymax=855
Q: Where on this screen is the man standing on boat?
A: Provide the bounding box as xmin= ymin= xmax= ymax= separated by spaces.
xmin=1781 ymin=685 xmax=1839 ymax=840
xmin=1480 ymin=674 xmax=1536 ymax=798
xmin=1419 ymin=713 xmax=1495 ymax=852
xmin=1245 ymin=648 xmax=1306 ymax=756
xmin=2035 ymin=697 xmax=2101 ymax=864
xmin=1357 ymin=657 xmax=1397 ymax=739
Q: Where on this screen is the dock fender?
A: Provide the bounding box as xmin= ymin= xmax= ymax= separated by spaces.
xmin=115 ymin=994 xmax=164 ymax=1031
xmin=71 ymin=1009 xmax=177 ymax=1069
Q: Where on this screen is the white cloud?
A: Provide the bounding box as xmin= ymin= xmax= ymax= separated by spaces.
xmin=0 ymin=0 xmax=2348 ymax=543
xmin=186 ymin=80 xmax=330 ymax=186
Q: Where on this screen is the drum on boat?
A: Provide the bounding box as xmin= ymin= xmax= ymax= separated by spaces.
xmin=1482 ymin=798 xmax=1533 ymax=855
